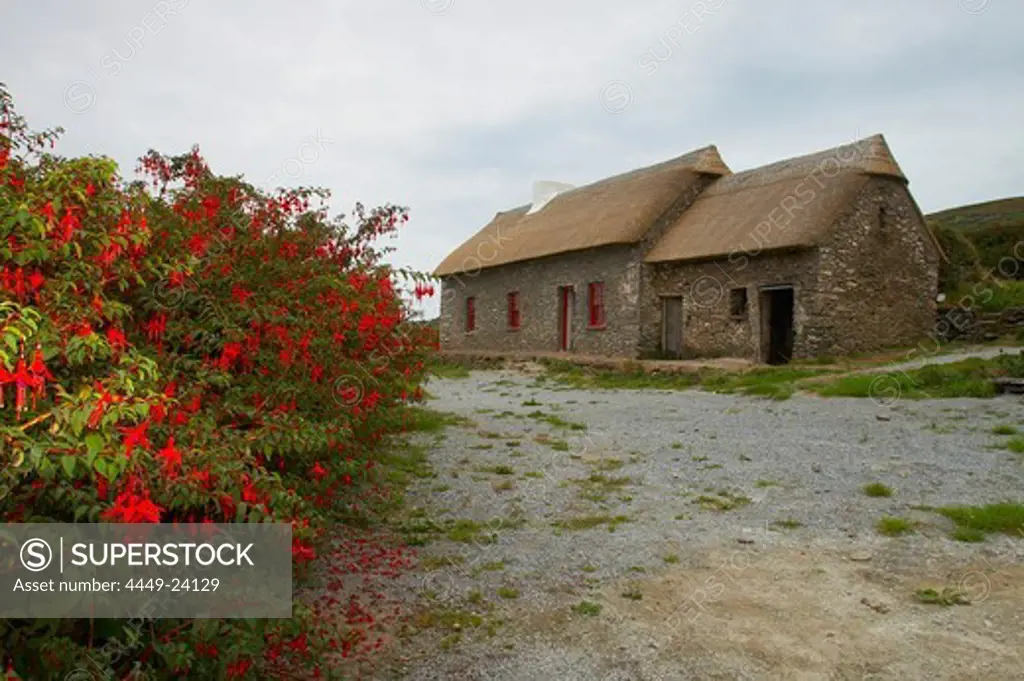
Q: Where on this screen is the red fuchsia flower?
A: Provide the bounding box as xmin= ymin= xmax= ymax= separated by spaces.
xmin=226 ymin=658 xmax=252 ymax=678
xmin=186 ymin=232 xmax=208 ymax=257
xmin=11 ymin=350 xmax=39 ymax=420
xmin=86 ymin=182 xmax=96 ymax=197
xmin=231 ymin=284 xmax=253 ymax=305
xmin=76 ymin=322 xmax=93 ymax=337
xmin=311 ymin=462 xmax=328 ymax=482
xmin=292 ymin=538 xmax=316 ymax=564
xmin=102 ymin=488 xmax=163 ymax=523
xmin=118 ymin=420 xmax=151 ymax=458
xmin=28 ymin=344 xmax=53 ymax=404
xmin=57 ymin=207 xmax=80 ymax=243
xmin=106 ymin=326 xmax=127 ymax=355
xmin=167 ymin=270 xmax=187 ymax=287
xmin=96 ymin=475 xmax=109 ymax=501
xmin=220 ymin=494 xmax=236 ymax=519
xmin=156 ymin=436 xmax=183 ymax=475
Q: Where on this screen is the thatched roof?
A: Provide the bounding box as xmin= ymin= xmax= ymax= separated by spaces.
xmin=433 ymin=146 xmax=730 ymax=276
xmin=644 ymin=134 xmax=907 ymax=264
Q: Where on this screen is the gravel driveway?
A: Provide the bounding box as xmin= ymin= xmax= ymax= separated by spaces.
xmin=369 ymin=370 xmax=1024 ymax=681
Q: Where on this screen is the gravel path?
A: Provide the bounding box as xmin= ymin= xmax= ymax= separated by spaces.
xmin=369 ymin=370 xmax=1024 ymax=681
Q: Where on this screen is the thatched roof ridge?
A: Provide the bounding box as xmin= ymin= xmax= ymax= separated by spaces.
xmin=433 ymin=145 xmax=729 ymax=276
xmin=644 ymin=134 xmax=906 ymax=264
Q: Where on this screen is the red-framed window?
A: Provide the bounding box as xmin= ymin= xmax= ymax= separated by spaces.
xmin=507 ymin=292 xmax=520 ymax=330
xmin=588 ymin=282 xmax=605 ymax=327
xmin=465 ymin=296 xmax=476 ymax=332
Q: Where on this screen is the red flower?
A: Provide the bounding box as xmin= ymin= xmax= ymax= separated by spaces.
xmin=156 ymin=436 xmax=183 ymax=474
xmin=102 ymin=488 xmax=163 ymax=523
xmin=106 ymin=326 xmax=127 ymax=353
xmin=118 ymin=420 xmax=151 ymax=458
xmin=311 ymin=462 xmax=328 ymax=482
xmin=226 ymin=659 xmax=251 ymax=679
xmin=231 ymin=285 xmax=253 ymax=305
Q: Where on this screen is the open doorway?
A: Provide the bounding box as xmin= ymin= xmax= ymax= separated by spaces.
xmin=760 ymin=287 xmax=794 ymax=365
xmin=558 ymin=286 xmax=574 ymax=351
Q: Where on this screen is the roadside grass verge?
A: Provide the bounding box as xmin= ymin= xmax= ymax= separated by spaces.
xmin=699 ymin=367 xmax=836 ymax=400
xmin=429 ymin=361 xmax=472 ymax=379
xmin=814 ymin=352 xmax=1024 ymax=399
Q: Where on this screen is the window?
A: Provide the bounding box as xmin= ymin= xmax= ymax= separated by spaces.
xmin=878 ymin=206 xmax=888 ymax=234
xmin=507 ymin=292 xmax=520 ymax=330
xmin=465 ymin=296 xmax=476 ymax=332
xmin=588 ymin=282 xmax=605 ymax=328
xmin=729 ymin=287 xmax=747 ymax=319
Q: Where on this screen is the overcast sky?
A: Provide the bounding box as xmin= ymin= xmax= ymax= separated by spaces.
xmin=3 ymin=0 xmax=1021 ymax=318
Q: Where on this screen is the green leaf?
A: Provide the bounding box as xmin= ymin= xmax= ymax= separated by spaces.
xmin=60 ymin=456 xmax=77 ymax=478
xmin=85 ymin=433 xmax=104 ymax=456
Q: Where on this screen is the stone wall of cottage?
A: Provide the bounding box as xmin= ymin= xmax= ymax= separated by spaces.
xmin=438 ymin=245 xmax=641 ymax=356
xmin=810 ymin=177 xmax=939 ymax=355
xmin=644 ymin=250 xmax=820 ymax=360
xmin=642 ymin=177 xmax=939 ymax=361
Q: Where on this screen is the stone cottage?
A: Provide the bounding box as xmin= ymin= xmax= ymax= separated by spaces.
xmin=433 ymin=135 xmax=941 ymax=364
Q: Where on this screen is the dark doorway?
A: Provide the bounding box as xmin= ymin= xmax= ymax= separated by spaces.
xmin=661 ymin=296 xmax=683 ymax=358
xmin=761 ymin=287 xmax=794 ymax=365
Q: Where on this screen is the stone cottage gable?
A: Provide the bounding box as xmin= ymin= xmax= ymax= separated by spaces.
xmin=644 ymin=134 xmax=909 ymax=265
xmin=432 ymin=145 xmax=730 ymax=277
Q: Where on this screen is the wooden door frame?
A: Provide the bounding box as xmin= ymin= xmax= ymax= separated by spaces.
xmin=558 ymin=285 xmax=574 ymax=352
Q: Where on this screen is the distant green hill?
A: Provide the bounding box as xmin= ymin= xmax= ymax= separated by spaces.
xmin=927 ymin=196 xmax=1024 ymax=297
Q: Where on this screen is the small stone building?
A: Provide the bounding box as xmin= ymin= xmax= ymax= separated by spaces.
xmin=434 ymin=135 xmax=941 ymax=364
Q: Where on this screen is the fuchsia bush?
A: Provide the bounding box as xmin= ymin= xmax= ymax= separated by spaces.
xmin=0 ymin=84 xmax=436 ymax=679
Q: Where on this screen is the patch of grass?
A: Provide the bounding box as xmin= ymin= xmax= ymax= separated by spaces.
xmin=692 ymin=455 xmax=709 ymax=463
xmin=1004 ymin=437 xmax=1024 ymax=453
xmin=951 ymin=526 xmax=987 ymax=543
xmin=430 ymin=361 xmax=471 ymax=380
xmin=420 ymin=555 xmax=466 ymax=570
xmin=914 ymin=587 xmax=971 ymax=606
xmin=405 ymin=407 xmax=475 ymax=433
xmin=415 ymin=608 xmax=484 ymax=632
xmin=620 ymin=586 xmax=643 ymax=600
xmin=876 ymin=516 xmax=915 ymax=536
xmin=592 ymin=458 xmax=624 ymax=471
xmin=479 ymin=465 xmax=515 ymax=476
xmin=693 ymin=491 xmax=751 ymax=512
xmin=492 ymin=480 xmax=515 ymax=492
xmin=699 ymin=366 xmax=834 ymax=400
xmin=580 ymin=565 xmax=597 ymax=573
xmin=554 ymin=514 xmax=631 ymax=532
xmin=468 ymin=443 xmax=494 ymax=451
xmin=525 ymin=410 xmax=587 ymax=431
xmin=671 ymin=442 xmax=684 ymax=449
xmin=812 ymin=353 xmax=1024 ymax=400
xmin=663 ymin=553 xmax=680 ymax=564
xmin=505 ymin=440 xmax=521 ymax=448
xmin=936 ymin=502 xmax=1024 ymax=537
xmin=549 ymin=439 xmax=570 ymax=452
xmin=570 ymin=600 xmax=602 ymax=616
xmin=521 ymin=398 xmax=542 ymax=407
xmin=477 ymin=430 xmax=504 ymax=440
xmin=770 ymin=518 xmax=803 ymax=530
xmin=863 ymin=482 xmax=894 ymax=498
xmin=991 ymin=424 xmax=1018 ymax=435
xmin=479 ymin=561 xmax=506 ymax=572
xmin=523 ymin=471 xmax=544 ymax=478
xmin=755 ymin=479 xmax=780 ymax=489
xmin=497 ymin=586 xmax=520 ymax=599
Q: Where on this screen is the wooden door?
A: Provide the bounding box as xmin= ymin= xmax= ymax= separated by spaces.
xmin=662 ymin=296 xmax=683 ymax=358
xmin=559 ymin=286 xmax=574 ymax=351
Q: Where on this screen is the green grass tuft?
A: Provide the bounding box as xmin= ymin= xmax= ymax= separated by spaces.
xmin=876 ymin=516 xmax=915 ymax=536
xmin=863 ymin=482 xmax=894 ymax=498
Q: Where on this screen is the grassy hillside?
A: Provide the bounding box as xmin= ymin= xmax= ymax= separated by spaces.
xmin=927 ymin=196 xmax=1024 ymax=303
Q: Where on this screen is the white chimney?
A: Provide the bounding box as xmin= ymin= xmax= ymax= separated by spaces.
xmin=527 ymin=181 xmax=575 ymax=215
